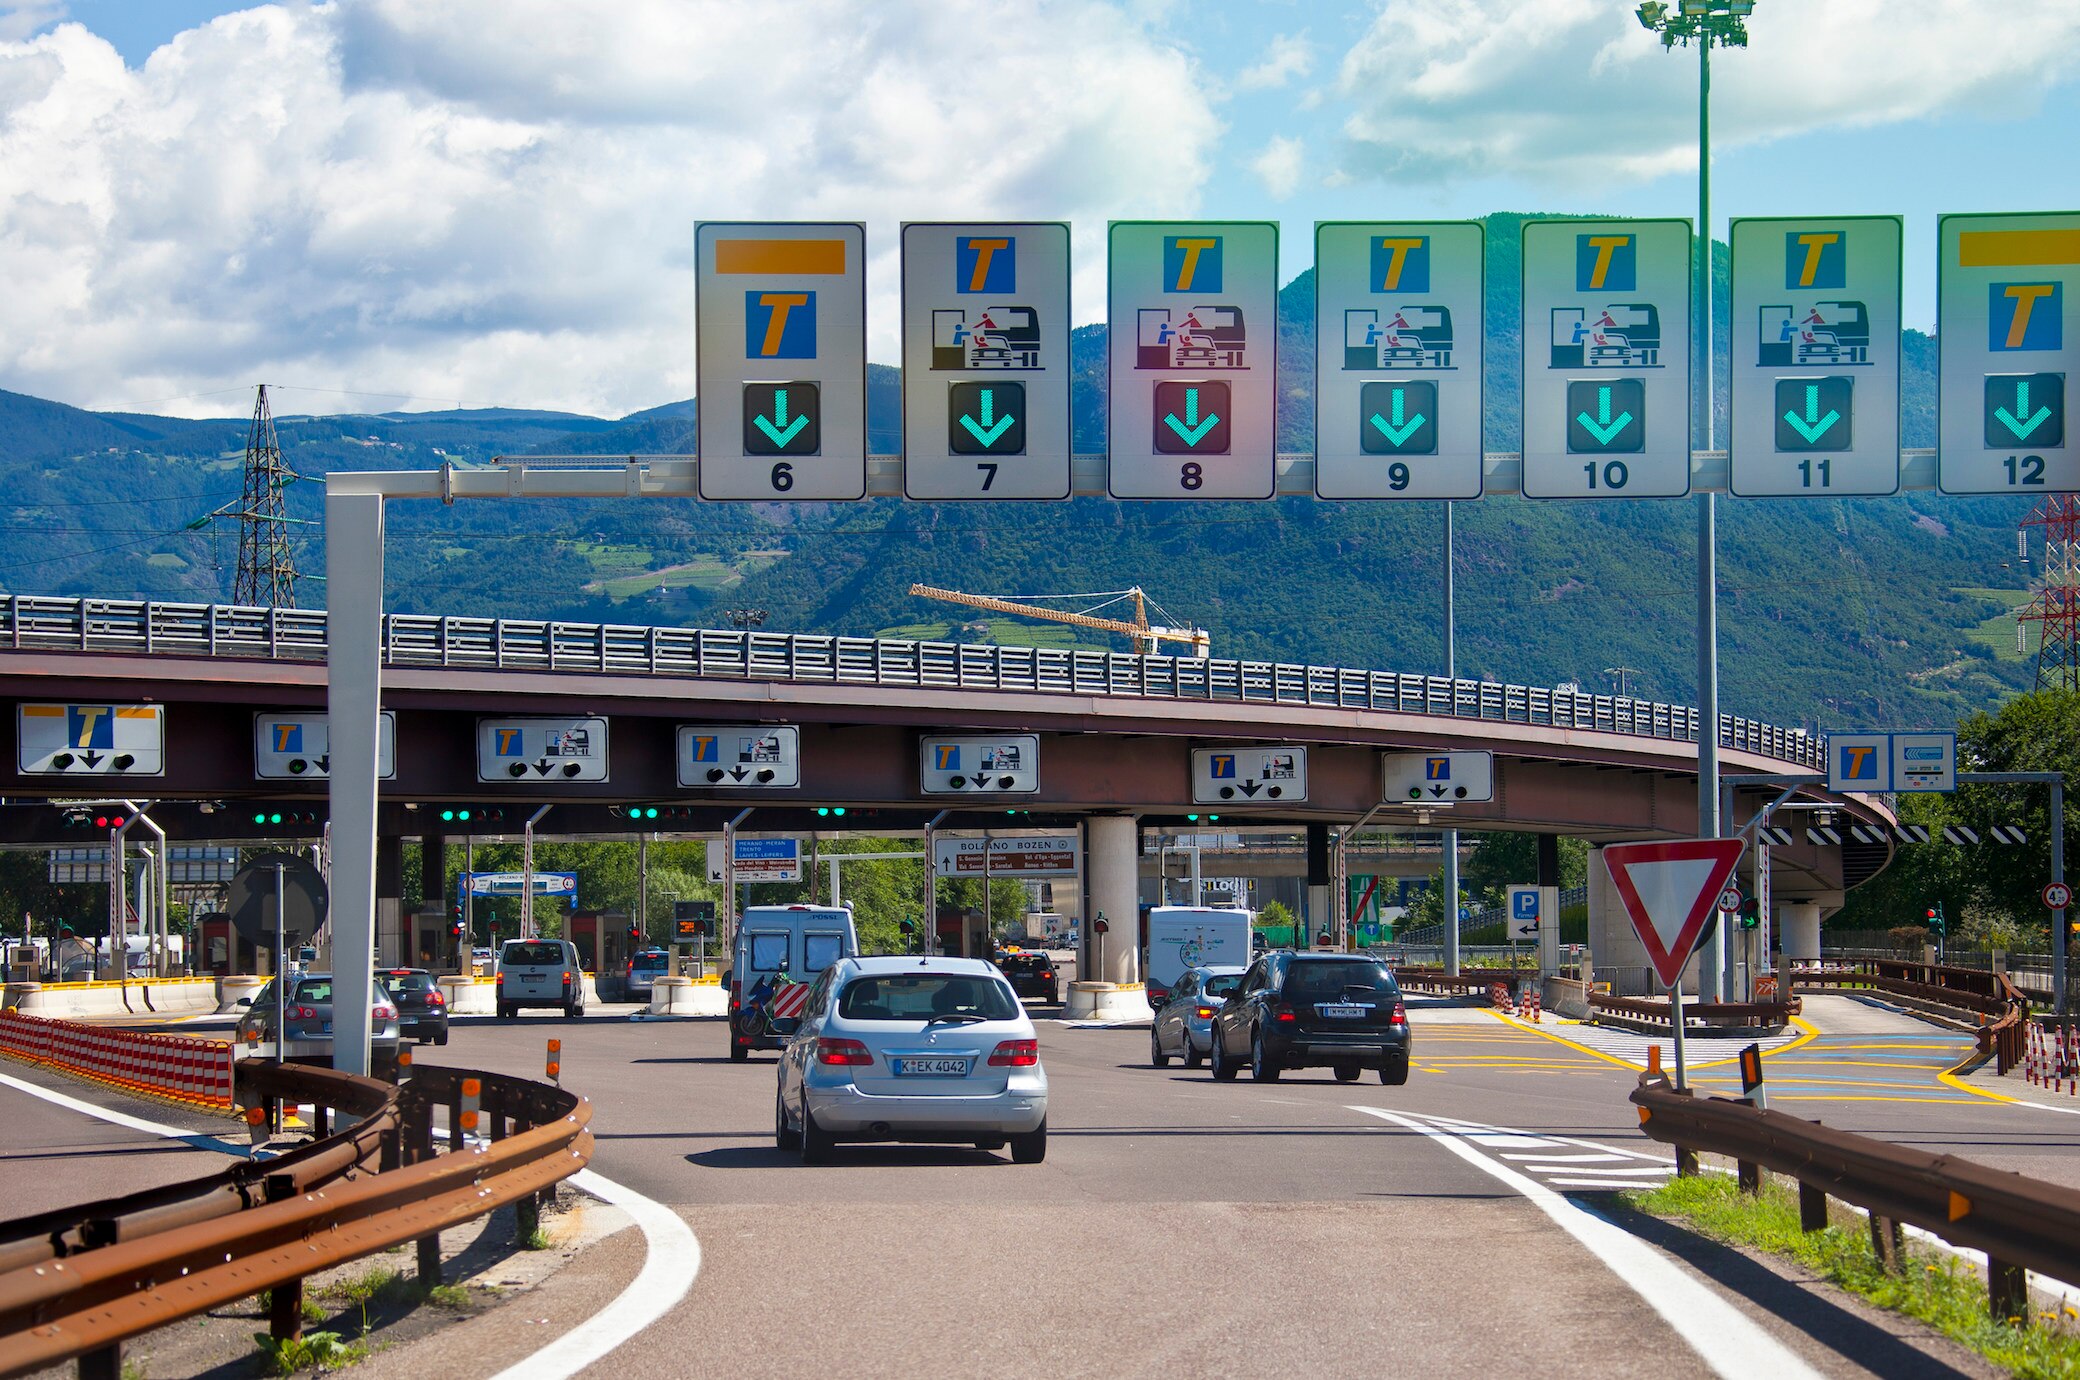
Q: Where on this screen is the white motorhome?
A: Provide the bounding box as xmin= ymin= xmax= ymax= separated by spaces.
xmin=729 ymin=905 xmax=860 ymax=1062
xmin=1144 ymin=906 xmax=1253 ymax=1011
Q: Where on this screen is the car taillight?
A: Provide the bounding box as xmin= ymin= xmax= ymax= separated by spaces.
xmin=988 ymin=1039 xmax=1038 ymax=1067
xmin=291 ymin=1005 xmax=317 ymax=1020
xmin=1274 ymin=1007 xmax=1297 ymax=1023
xmin=495 ymin=973 xmax=504 ymax=987
xmin=427 ymin=992 xmax=445 ymax=1006
xmin=1391 ymin=1001 xmax=1407 ymax=1025
xmin=562 ymin=972 xmax=573 ymax=987
xmin=374 ymin=1005 xmax=395 ymax=1020
xmin=816 ymin=1038 xmax=873 ymax=1066
xmin=728 ymin=982 xmax=740 ymax=1013
xmin=1196 ymin=1005 xmax=1216 ymax=1019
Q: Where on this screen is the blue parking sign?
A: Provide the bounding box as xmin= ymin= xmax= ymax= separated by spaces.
xmin=1510 ymin=889 xmax=1539 ymax=921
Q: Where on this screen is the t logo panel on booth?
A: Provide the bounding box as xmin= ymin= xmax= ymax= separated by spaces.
xmin=1786 ymin=231 xmax=1846 ymax=290
xmin=744 ymin=291 xmax=816 ymax=358
xmin=1164 ymin=236 xmax=1222 ymax=293
xmin=956 ymin=237 xmax=1014 ymax=294
xmin=1372 ymin=236 xmax=1429 ymax=292
xmin=1990 ymin=283 xmax=2062 ymax=352
xmin=1576 ymin=234 xmax=1636 ymax=292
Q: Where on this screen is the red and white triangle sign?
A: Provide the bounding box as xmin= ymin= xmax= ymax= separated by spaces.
xmin=1603 ymin=838 xmax=1747 ymax=989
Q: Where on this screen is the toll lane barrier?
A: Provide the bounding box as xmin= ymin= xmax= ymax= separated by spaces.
xmin=0 ymin=1009 xmax=234 ymax=1113
xmin=3 ymin=977 xmax=221 ymax=1020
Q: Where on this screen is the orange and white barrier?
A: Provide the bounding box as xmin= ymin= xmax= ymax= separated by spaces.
xmin=1489 ymin=982 xmax=1515 ymax=1015
xmin=2028 ymin=1020 xmax=2078 ymax=1095
xmin=0 ymin=1009 xmax=234 ymax=1112
xmin=1521 ymin=987 xmax=1543 ymax=1024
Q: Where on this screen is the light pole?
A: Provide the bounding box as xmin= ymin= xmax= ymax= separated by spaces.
xmin=1636 ymin=0 xmax=1753 ymax=1002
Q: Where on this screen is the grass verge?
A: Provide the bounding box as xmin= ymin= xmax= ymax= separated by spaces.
xmin=1626 ymin=1173 xmax=2080 ymax=1379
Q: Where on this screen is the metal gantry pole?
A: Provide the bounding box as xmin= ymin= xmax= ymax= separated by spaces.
xmin=1442 ymin=500 xmax=1461 ymax=977
xmin=1695 ymin=32 xmax=1726 ymax=1005
xmin=324 ymin=490 xmax=385 ymax=1076
xmin=2054 ymin=780 xmax=2068 ymax=1015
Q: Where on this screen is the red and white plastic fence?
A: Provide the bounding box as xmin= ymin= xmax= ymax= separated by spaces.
xmin=2026 ymin=1019 xmax=2078 ymax=1096
xmin=1521 ymin=987 xmax=1542 ymax=1024
xmin=0 ymin=1009 xmax=233 ymax=1111
xmin=1490 ymin=982 xmax=1515 ymax=1015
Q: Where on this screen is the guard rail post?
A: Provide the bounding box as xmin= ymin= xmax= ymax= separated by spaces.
xmin=1799 ymin=1182 xmax=1828 ymax=1232
xmin=79 ymin=1343 xmax=119 ymax=1380
xmin=1990 ymin=1258 xmax=2028 ymax=1321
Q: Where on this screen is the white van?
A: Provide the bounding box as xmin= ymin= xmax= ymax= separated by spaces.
xmin=729 ymin=905 xmax=860 ymax=1062
xmin=496 ymin=938 xmax=587 ymax=1019
xmin=1145 ymin=906 xmax=1253 ymax=1011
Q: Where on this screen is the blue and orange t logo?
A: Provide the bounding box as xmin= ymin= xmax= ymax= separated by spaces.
xmin=1210 ymin=755 xmax=1236 ymax=779
xmin=745 ymin=291 xmax=817 ymax=358
xmin=1784 ymin=231 xmax=1845 ymax=289
xmin=67 ymin=706 xmax=113 ymax=750
xmin=273 ymin=723 xmax=303 ymax=753
xmin=956 ymin=237 xmax=1014 ymax=294
xmin=1372 ymin=236 xmax=1429 ymax=293
xmin=1837 ymin=744 xmax=1879 ymax=781
xmin=1163 ymin=236 xmax=1222 ymax=293
xmin=934 ymin=744 xmax=961 ymax=771
xmin=1576 ymin=234 xmax=1636 ymax=292
xmin=690 ymin=735 xmax=718 ymax=762
xmin=1990 ymin=283 xmax=2061 ymax=352
xmin=1425 ymin=757 xmax=1450 ymax=780
xmin=496 ymin=728 xmax=523 ymax=757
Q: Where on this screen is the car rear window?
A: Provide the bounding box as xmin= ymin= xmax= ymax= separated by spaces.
xmin=502 ymin=942 xmax=567 ymax=966
xmin=631 ymin=953 xmax=669 ymax=974
xmin=1284 ymin=961 xmax=1398 ymax=1001
xmin=1203 ymin=974 xmax=1243 ymax=999
xmin=293 ymin=979 xmax=333 ymax=1004
xmin=1000 ymin=954 xmax=1052 ymax=972
xmin=837 ymin=973 xmax=1020 ymax=1022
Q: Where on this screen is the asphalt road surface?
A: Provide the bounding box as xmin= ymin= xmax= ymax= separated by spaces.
xmin=5 ymin=989 xmax=2075 ymax=1378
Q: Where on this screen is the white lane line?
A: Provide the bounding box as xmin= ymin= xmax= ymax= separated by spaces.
xmin=1501 ymin=1152 xmax=1629 ymax=1163
xmin=1521 ymin=1165 xmax=1673 ymax=1177
xmin=488 ymin=1167 xmax=700 ymax=1380
xmin=0 ymin=1068 xmax=247 ymax=1155
xmin=2 ymin=1067 xmax=698 ymax=1380
xmin=1352 ymin=1106 xmax=1823 ymax=1380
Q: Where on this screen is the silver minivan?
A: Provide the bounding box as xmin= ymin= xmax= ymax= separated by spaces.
xmin=496 ymin=938 xmax=587 ymax=1019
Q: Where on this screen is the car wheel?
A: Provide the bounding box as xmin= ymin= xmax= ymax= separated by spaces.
xmin=1183 ymin=1036 xmax=1204 ymax=1069
xmin=729 ymin=1038 xmax=750 ymax=1063
xmin=434 ymin=1029 xmax=448 ymax=1047
xmin=774 ymin=1090 xmax=800 ymax=1152
xmin=1334 ymin=1063 xmax=1361 ymax=1083
xmin=1009 ymin=1120 xmax=1047 ymax=1164
xmin=1250 ymin=1029 xmax=1281 ymax=1083
xmin=1210 ymin=1031 xmax=1238 ymax=1081
xmin=1381 ymin=1054 xmax=1410 ymax=1086
xmin=496 ymin=1002 xmax=513 ymax=1020
xmin=799 ymin=1095 xmax=834 ymax=1165
xmin=1150 ymin=1027 xmax=1171 ymax=1068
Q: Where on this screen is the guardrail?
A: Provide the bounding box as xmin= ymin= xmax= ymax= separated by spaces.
xmin=0 ymin=594 xmax=1825 ymax=769
xmin=1631 ymin=1070 xmax=2080 ymax=1320
xmin=0 ymin=1055 xmax=589 ymax=1379
xmin=1589 ymin=992 xmax=1797 ymax=1031
xmin=1791 ymin=958 xmax=2028 ymax=1072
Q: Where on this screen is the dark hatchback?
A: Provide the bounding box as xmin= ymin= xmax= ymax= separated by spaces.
xmin=381 ymin=967 xmax=449 ymax=1045
xmin=995 ymin=951 xmax=1061 ymax=1004
xmin=1208 ymin=953 xmax=1408 ymax=1086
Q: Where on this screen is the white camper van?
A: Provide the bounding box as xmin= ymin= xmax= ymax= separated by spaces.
xmin=1144 ymin=906 xmax=1253 ymax=1011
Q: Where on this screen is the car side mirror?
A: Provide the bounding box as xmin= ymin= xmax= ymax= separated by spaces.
xmin=236 ymin=997 xmax=252 ymax=1007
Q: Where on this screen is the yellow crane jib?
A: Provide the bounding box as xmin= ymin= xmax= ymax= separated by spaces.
xmin=906 ymin=584 xmax=1210 ymax=658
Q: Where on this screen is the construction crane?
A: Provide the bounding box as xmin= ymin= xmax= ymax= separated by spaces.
xmin=908 ymin=584 xmax=1211 ymax=658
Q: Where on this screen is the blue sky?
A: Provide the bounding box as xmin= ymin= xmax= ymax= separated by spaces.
xmin=0 ymin=0 xmax=2074 ymax=415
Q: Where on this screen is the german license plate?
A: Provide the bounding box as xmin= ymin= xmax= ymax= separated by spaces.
xmin=892 ymin=1056 xmax=971 ymax=1077
xmin=318 ymin=1023 xmax=332 ymax=1035
xmin=1318 ymin=1004 xmax=1368 ymax=1019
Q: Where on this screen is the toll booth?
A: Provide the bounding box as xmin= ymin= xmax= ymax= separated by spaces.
xmin=406 ymin=903 xmax=458 ymax=972
xmin=569 ymin=910 xmax=632 ymax=995
xmin=198 ymin=912 xmax=259 ymax=977
xmin=935 ymin=905 xmax=988 ymax=958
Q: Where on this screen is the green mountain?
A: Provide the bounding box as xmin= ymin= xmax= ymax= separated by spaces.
xmin=0 ymin=213 xmax=2037 ymax=730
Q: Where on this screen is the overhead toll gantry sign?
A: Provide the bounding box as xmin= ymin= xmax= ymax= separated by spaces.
xmin=1729 ymin=216 xmax=1903 ymax=497
xmin=1520 ymin=219 xmax=1693 ymax=498
xmin=1937 ymin=211 xmax=2078 ymax=494
xmin=1314 ymin=222 xmax=1485 ymax=500
xmin=1107 ymin=221 xmax=1279 ymax=499
xmin=696 ymin=222 xmax=867 ymax=501
xmin=901 ymin=223 xmax=1072 ymax=500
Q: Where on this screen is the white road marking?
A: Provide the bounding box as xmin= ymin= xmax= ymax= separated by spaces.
xmin=1549 ymin=1177 xmax=1681 ymax=1190
xmin=1501 ymin=1152 xmax=1630 ymax=1163
xmin=1521 ymin=1165 xmax=1673 ymax=1177
xmin=1352 ymin=1105 xmax=1824 ymax=1380
xmin=0 ymin=1068 xmax=246 ymax=1155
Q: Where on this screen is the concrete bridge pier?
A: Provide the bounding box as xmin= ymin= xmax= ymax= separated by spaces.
xmin=1064 ymin=814 xmax=1155 ymax=1022
xmin=1780 ymin=901 xmax=1822 ymax=962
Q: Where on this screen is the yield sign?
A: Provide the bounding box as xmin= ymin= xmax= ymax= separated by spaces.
xmin=1603 ymin=838 xmax=1746 ymax=989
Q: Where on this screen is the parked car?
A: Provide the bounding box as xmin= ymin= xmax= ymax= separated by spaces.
xmin=379 ymin=967 xmax=449 ymax=1045
xmin=774 ymin=956 xmax=1049 ymax=1164
xmin=496 ymin=938 xmax=587 ymax=1019
xmin=1208 ymin=953 xmax=1409 ymax=1086
xmin=625 ymin=948 xmax=670 ymax=1002
xmin=996 ymin=951 xmax=1060 ymax=1004
xmin=236 ymin=973 xmax=402 ymax=1075
xmin=1150 ymin=964 xmax=1247 ymax=1067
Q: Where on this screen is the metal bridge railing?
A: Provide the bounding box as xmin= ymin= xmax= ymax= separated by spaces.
xmin=0 ymin=594 xmax=1824 ymax=770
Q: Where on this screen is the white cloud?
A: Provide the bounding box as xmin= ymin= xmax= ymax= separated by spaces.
xmin=0 ymin=0 xmax=1218 ymax=417
xmin=0 ymin=3 xmax=64 ymax=43
xmin=1332 ymin=0 xmax=2080 ymax=186
xmin=1249 ymin=135 xmax=1304 ymax=200
xmin=1236 ymin=30 xmax=1311 ymax=90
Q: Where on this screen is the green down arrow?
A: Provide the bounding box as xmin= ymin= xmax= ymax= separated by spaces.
xmin=1369 ymin=388 xmax=1427 ymax=447
xmin=1575 ymin=386 xmax=1634 ymax=446
xmin=752 ymin=389 xmax=809 ymax=446
xmin=1163 ymin=388 xmax=1220 ymax=446
xmin=1782 ymin=383 xmax=1841 ymax=444
xmin=958 ymin=388 xmax=1016 ymax=447
xmin=1996 ymin=379 xmax=2054 ymax=440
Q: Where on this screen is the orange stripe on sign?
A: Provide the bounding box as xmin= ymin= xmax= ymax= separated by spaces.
xmin=116 ymin=707 xmax=158 ymax=719
xmin=20 ymin=705 xmax=61 ymax=717
xmin=1958 ymin=229 xmax=2080 ymax=267
xmin=714 ymin=239 xmax=847 ymax=275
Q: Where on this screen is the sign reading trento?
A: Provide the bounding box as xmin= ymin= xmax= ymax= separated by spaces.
xmin=1937 ymin=212 xmax=2078 ymax=494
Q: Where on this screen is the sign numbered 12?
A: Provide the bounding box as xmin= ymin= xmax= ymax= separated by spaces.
xmin=1107 ymin=221 xmax=1279 ymax=499
xmin=695 ymin=222 xmax=867 ymax=501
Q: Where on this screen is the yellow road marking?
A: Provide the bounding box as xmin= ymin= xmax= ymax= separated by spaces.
xmin=1484 ymin=1010 xmax=1639 ymax=1069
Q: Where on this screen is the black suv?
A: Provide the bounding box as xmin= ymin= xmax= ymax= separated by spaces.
xmin=995 ymin=951 xmax=1061 ymax=1004
xmin=380 ymin=967 xmax=450 ymax=1045
xmin=1208 ymin=953 xmax=1407 ymax=1086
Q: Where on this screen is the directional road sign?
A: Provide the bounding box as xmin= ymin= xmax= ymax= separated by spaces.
xmin=476 ymin=717 xmax=609 ymax=783
xmin=1892 ymin=732 xmax=1957 ymax=793
xmin=933 ymin=835 xmax=1080 ymax=878
xmin=920 ymin=735 xmax=1039 ymax=795
xmin=901 ymin=223 xmax=1071 ymax=499
xmin=1381 ymin=750 xmax=1494 ymax=803
xmin=18 ymin=703 xmax=164 ymax=776
xmin=1938 ymin=212 xmax=2079 ymax=493
xmin=1314 ymin=221 xmax=1485 ymax=499
xmin=1730 ymin=216 xmax=1902 ymax=496
xmin=1107 ymin=221 xmax=1278 ymax=499
xmin=255 ymin=712 xmax=395 ymax=781
xmin=677 ymin=724 xmax=800 ymax=789
xmin=1602 ymin=838 xmax=1746 ymax=989
xmin=1825 ymin=730 xmax=1956 ymax=793
xmin=1191 ymin=746 xmax=1308 ymax=804
xmin=695 ymin=222 xmax=866 ymax=501
xmin=707 ymin=837 xmax=802 ymax=884
xmin=1521 ymin=219 xmax=1692 ymax=498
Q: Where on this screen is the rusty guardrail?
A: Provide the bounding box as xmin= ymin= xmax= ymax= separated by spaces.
xmin=0 ymin=1059 xmax=590 ymax=1378
xmin=1589 ymin=992 xmax=1797 ymax=1031
xmin=1632 ymin=1070 xmax=2080 ymax=1320
xmin=1792 ymin=959 xmax=2029 ymax=1072
xmin=1392 ymin=967 xmax=1540 ymax=999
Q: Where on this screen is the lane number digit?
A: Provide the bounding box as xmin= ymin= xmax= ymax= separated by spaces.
xmin=1387 ymin=463 xmax=1410 ymax=492
xmin=1180 ymin=462 xmax=1204 ymax=491
xmin=1797 ymin=458 xmax=1833 ymax=489
xmin=2005 ymin=454 xmax=2046 ymax=487
xmin=1582 ymin=460 xmax=1629 ymax=490
xmin=770 ymin=462 xmax=794 ymax=492
xmin=976 ymin=463 xmax=998 ymax=492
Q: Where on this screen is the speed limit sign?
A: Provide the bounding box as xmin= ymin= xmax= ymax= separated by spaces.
xmin=1717 ymin=885 xmax=1743 ymax=914
xmin=2044 ymin=881 xmax=2072 ymax=910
